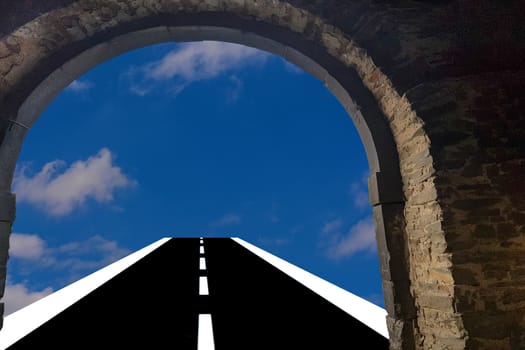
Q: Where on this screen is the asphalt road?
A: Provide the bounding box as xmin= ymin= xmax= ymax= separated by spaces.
xmin=8 ymin=238 xmax=389 ymax=349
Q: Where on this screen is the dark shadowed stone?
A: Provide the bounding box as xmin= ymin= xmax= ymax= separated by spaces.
xmin=453 ymin=266 xmax=480 ymax=286
xmin=473 ymin=225 xmax=496 ymax=239
xmin=463 ymin=311 xmax=513 ymax=340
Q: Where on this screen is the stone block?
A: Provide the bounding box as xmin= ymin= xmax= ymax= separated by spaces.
xmin=0 ymin=192 xmax=15 ymax=222
xmin=473 ymin=224 xmax=496 ymax=239
xmin=368 ymin=171 xmax=404 ymax=205
xmin=462 ymin=311 xmax=512 ymax=340
xmin=453 ymin=265 xmax=481 ymax=286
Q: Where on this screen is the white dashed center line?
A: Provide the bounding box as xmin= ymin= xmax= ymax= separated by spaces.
xmin=198 ymin=239 xmax=214 ymax=348
xmin=198 ymin=314 xmax=215 ymax=350
xmin=199 ymin=276 xmax=209 ymax=296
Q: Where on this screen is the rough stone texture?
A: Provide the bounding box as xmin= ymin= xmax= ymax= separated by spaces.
xmin=0 ymin=1 xmax=524 ymax=349
xmin=407 ymin=70 xmax=525 ymax=349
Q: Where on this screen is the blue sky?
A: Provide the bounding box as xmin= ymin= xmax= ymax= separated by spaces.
xmin=4 ymin=41 xmax=383 ymax=315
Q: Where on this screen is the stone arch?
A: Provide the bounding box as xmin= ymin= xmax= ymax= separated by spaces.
xmin=0 ymin=1 xmax=466 ymax=349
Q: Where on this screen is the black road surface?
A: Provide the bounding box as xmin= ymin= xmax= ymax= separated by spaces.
xmin=8 ymin=238 xmax=389 ymax=349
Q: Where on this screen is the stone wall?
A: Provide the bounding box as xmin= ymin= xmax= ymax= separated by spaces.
xmin=412 ymin=71 xmax=525 ymax=348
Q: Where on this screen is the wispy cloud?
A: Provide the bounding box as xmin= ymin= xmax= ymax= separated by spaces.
xmin=9 ymin=233 xmax=131 ymax=273
xmin=322 ymin=216 xmax=377 ymax=259
xmin=3 ymin=282 xmax=53 ymax=316
xmin=13 ymin=148 xmax=136 ymax=216
xmin=322 ymin=218 xmax=344 ymax=234
xmin=281 ymin=58 xmax=304 ymax=74
xmin=209 ymin=213 xmax=241 ymax=228
xmin=6 ymin=233 xmax=131 ymax=313
xmin=349 ymin=173 xmax=370 ymax=209
xmin=54 ymin=235 xmax=131 ymax=272
xmin=9 ymin=233 xmax=47 ymax=260
xmin=124 ymin=41 xmax=269 ymax=96
xmin=225 ymin=75 xmax=244 ymax=103
xmin=147 ymin=41 xmax=267 ymax=81
xmin=66 ymin=79 xmax=93 ymax=93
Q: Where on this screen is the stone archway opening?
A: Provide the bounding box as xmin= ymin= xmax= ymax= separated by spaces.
xmin=8 ymin=36 xmax=388 ymax=337
xmin=0 ymin=3 xmax=436 ymax=349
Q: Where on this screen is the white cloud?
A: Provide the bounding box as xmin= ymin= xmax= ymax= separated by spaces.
xmin=210 ymin=213 xmax=241 ymax=228
xmin=281 ymin=58 xmax=304 ymax=74
xmin=323 ymin=216 xmax=377 ymax=259
xmin=125 ymin=41 xmax=269 ymax=96
xmin=9 ymin=233 xmax=46 ymax=260
xmin=4 ymin=233 xmax=131 ymax=313
xmin=349 ymin=173 xmax=370 ymax=209
xmin=226 ymin=75 xmax=244 ymax=103
xmin=148 ymin=41 xmax=267 ymax=81
xmin=322 ymin=218 xmax=344 ymax=234
xmin=55 ymin=235 xmax=131 ymax=272
xmin=8 ymin=233 xmax=131 ymax=274
xmin=66 ymin=79 xmax=93 ymax=92
xmin=351 ymin=184 xmax=369 ymax=209
xmin=3 ymin=282 xmax=53 ymax=316
xmin=13 ymin=148 xmax=136 ymax=216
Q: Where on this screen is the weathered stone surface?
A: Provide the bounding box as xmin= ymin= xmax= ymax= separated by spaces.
xmin=453 ymin=265 xmax=481 ymax=287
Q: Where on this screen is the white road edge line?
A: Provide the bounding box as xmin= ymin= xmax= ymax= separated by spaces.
xmin=198 ymin=314 xmax=215 ymax=350
xmin=0 ymin=237 xmax=172 ymax=348
xmin=231 ymin=237 xmax=389 ymax=339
